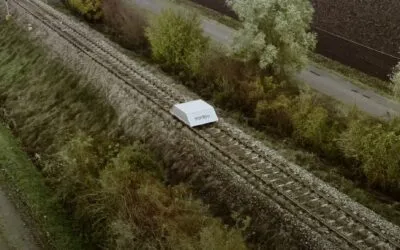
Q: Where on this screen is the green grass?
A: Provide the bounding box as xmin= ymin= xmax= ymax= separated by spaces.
xmin=0 ymin=124 xmax=84 ymax=250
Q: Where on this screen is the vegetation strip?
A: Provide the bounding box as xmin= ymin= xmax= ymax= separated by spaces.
xmin=0 ymin=16 xmax=248 ymax=250
xmin=57 ymin=0 xmax=400 ymax=224
xmin=173 ymin=0 xmax=397 ymax=99
xmin=10 ymin=0 xmax=400 ymax=248
xmin=0 ymin=124 xmax=84 ymax=249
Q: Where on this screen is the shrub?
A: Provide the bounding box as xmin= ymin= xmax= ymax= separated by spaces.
xmin=339 ymin=119 xmax=400 ymax=190
xmin=254 ymin=95 xmax=293 ymax=136
xmin=145 ymin=9 xmax=209 ymax=77
xmin=199 ymin=52 xmax=265 ymax=114
xmin=102 ymin=0 xmax=148 ymax=50
xmin=67 ymin=0 xmax=103 ymax=21
xmin=44 ymin=134 xmax=248 ymax=249
xmin=214 ymin=77 xmax=266 ymax=116
xmin=291 ymin=92 xmax=340 ymax=158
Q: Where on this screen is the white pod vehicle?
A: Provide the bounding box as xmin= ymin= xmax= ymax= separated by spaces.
xmin=170 ymin=99 xmax=218 ymax=127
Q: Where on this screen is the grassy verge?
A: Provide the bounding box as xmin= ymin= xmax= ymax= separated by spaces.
xmin=0 ymin=21 xmax=249 ymax=249
xmin=0 ymin=124 xmax=84 ymax=249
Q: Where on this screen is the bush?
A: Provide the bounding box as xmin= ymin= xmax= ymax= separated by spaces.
xmin=198 ymin=52 xmax=265 ymax=114
xmin=67 ymin=0 xmax=103 ymax=21
xmin=339 ymin=119 xmax=400 ymax=191
xmin=102 ymin=0 xmax=147 ymax=50
xmin=146 ymin=9 xmax=209 ymax=77
xmin=214 ymin=77 xmax=266 ymax=116
xmin=44 ymin=134 xmax=248 ymax=249
xmin=291 ymin=92 xmax=340 ymax=158
xmin=254 ymin=95 xmax=293 ymax=136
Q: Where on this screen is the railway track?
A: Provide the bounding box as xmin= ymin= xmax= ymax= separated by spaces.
xmin=10 ymin=0 xmax=400 ymax=249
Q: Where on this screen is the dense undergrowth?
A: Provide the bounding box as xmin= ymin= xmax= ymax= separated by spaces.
xmin=65 ymin=0 xmax=400 ymax=220
xmin=0 ymin=21 xmax=248 ymax=249
xmin=0 ymin=124 xmax=84 ymax=249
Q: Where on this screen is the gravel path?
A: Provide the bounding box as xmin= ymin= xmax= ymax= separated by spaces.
xmin=0 ymin=131 xmax=39 ymax=250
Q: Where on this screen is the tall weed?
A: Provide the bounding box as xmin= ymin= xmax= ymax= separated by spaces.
xmin=102 ymin=0 xmax=148 ymax=50
xmin=0 ymin=22 xmax=248 ymax=249
xmin=44 ymin=134 xmax=248 ymax=249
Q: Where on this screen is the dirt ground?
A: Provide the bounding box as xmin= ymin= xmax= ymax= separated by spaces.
xmin=0 ymin=188 xmax=39 ymax=250
xmin=0 ymin=131 xmax=39 ymax=250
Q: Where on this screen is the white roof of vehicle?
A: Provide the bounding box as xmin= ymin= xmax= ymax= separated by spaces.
xmin=170 ymin=100 xmax=218 ymax=127
xmin=173 ymin=100 xmax=214 ymax=114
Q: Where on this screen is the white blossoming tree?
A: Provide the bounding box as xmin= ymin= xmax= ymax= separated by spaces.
xmin=226 ymin=0 xmax=316 ymax=79
xmin=391 ymin=62 xmax=400 ymax=98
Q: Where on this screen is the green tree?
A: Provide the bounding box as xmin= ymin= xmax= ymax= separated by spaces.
xmin=226 ymin=0 xmax=316 ymax=79
xmin=145 ymin=9 xmax=209 ymax=77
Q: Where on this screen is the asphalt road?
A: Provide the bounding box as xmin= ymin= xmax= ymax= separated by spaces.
xmin=132 ymin=0 xmax=400 ymax=119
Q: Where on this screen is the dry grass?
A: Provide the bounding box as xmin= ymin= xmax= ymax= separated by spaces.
xmin=44 ymin=135 xmax=248 ymax=249
xmin=102 ymin=0 xmax=148 ymax=50
xmin=0 ymin=21 xmax=249 ymax=249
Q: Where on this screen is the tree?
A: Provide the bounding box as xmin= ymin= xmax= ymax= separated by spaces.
xmin=226 ymin=0 xmax=316 ymax=79
xmin=391 ymin=62 xmax=400 ymax=98
xmin=145 ymin=10 xmax=209 ymax=77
